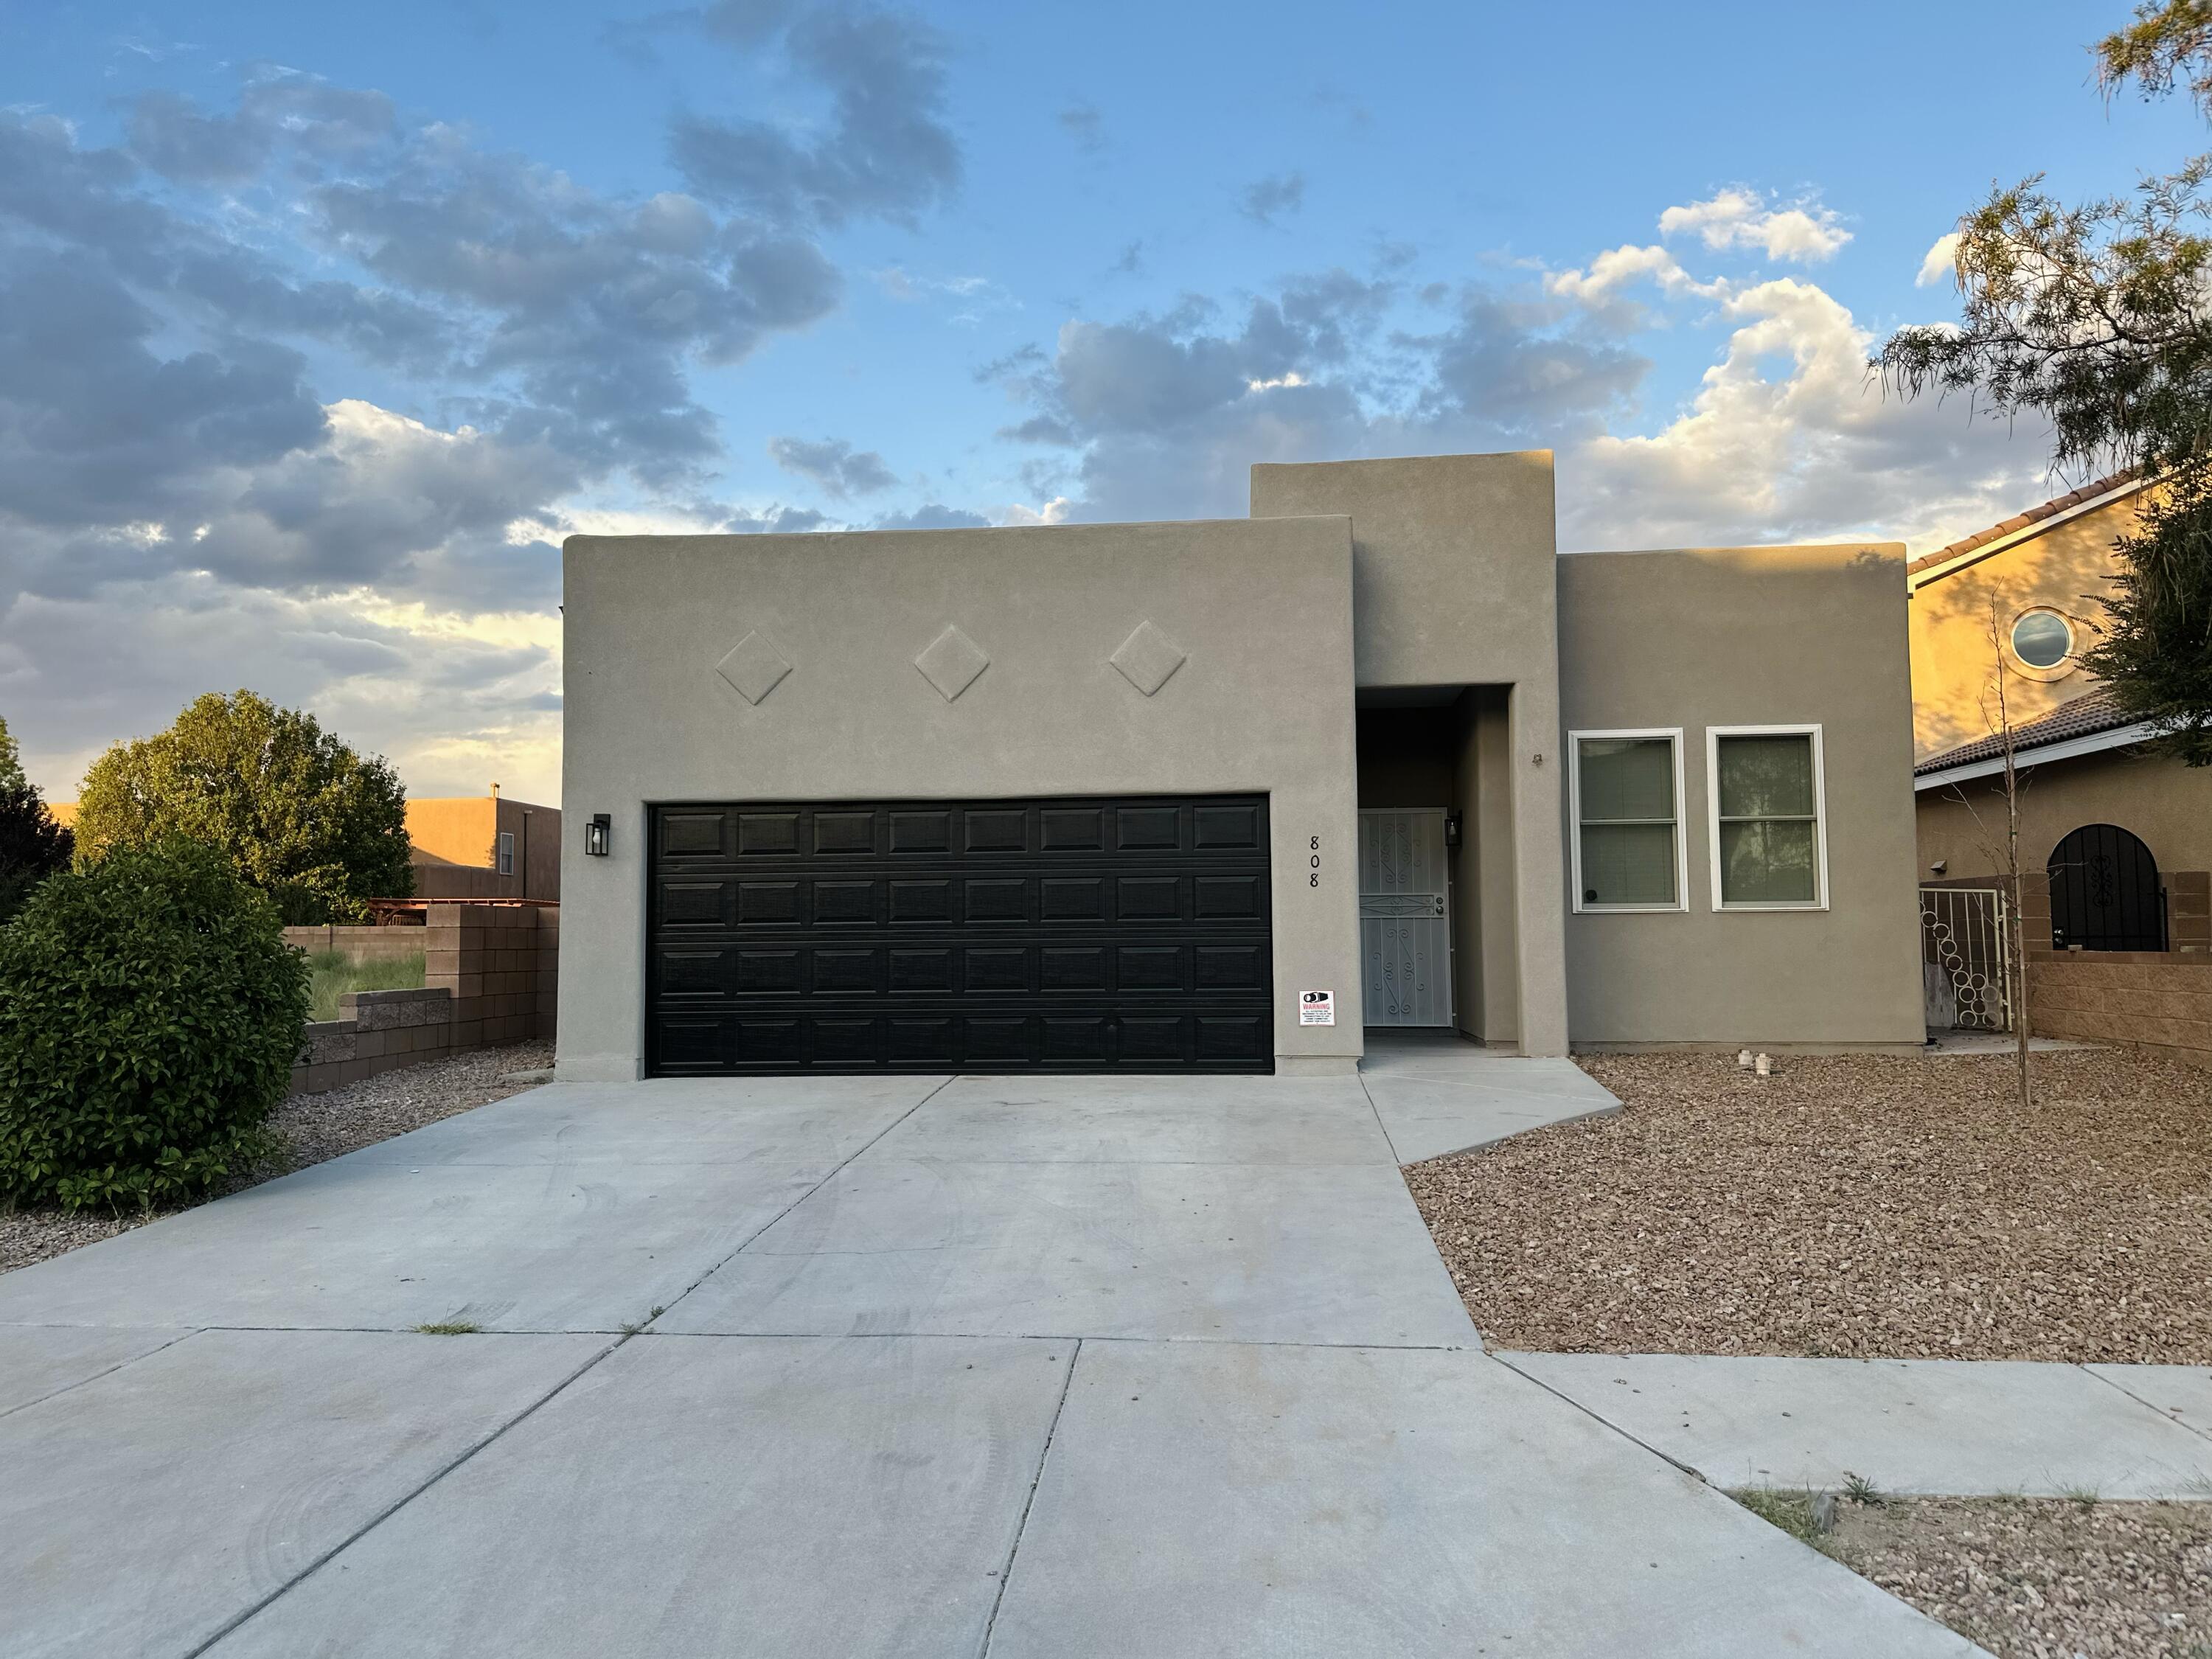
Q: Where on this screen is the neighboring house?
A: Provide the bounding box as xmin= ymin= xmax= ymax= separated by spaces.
xmin=406 ymin=787 xmax=561 ymax=901
xmin=47 ymin=800 xmax=75 ymax=830
xmin=555 ymin=450 xmax=1925 ymax=1081
xmin=1909 ymin=475 xmax=2211 ymax=952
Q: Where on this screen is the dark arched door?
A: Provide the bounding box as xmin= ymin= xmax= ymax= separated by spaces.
xmin=2048 ymin=824 xmax=2164 ymax=951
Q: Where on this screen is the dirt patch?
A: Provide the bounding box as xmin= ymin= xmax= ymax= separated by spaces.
xmin=1404 ymin=1048 xmax=2212 ymax=1363
xmin=1736 ymin=1489 xmax=2212 ymax=1658
xmin=0 ymin=1038 xmax=554 ymax=1276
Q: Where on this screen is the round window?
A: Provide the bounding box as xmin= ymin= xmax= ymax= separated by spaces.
xmin=2010 ymin=609 xmax=2073 ymax=670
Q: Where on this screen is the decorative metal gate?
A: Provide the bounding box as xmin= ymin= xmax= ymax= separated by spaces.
xmin=1918 ymin=886 xmax=2012 ymax=1032
xmin=2048 ymin=823 xmax=2166 ymax=951
xmin=1358 ymin=809 xmax=1453 ymax=1027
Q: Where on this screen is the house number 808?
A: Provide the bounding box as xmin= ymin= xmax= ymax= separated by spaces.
xmin=1309 ymin=835 xmax=1321 ymax=887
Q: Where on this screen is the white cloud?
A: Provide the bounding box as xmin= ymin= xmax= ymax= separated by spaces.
xmin=1560 ymin=276 xmax=2046 ymax=554
xmin=1658 ymin=188 xmax=1852 ymax=262
xmin=1545 ymin=243 xmax=1728 ymax=305
xmin=1000 ymin=496 xmax=1073 ymax=526
xmin=1916 ymin=232 xmax=1961 ymax=288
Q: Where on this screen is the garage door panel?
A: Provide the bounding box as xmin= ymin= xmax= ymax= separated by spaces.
xmin=737 ymin=813 xmax=800 ymax=855
xmin=1117 ymin=945 xmax=1185 ymax=991
xmin=1040 ymin=877 xmax=1105 ymax=921
xmin=660 ymin=812 xmax=728 ymax=858
xmin=888 ymin=949 xmax=955 ymax=992
xmin=1116 ymin=805 xmax=1181 ymax=849
xmin=646 ymin=795 xmax=1271 ymax=1074
xmin=813 ymin=881 xmax=877 ymax=924
xmin=889 ymin=810 xmax=953 ymax=852
xmin=964 ymin=877 xmax=1028 ymax=922
xmin=658 ymin=880 xmax=728 ymax=928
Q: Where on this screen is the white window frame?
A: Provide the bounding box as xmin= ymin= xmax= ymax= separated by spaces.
xmin=1568 ymin=727 xmax=1688 ymax=914
xmin=1706 ymin=723 xmax=1829 ymax=912
xmin=497 ymin=831 xmax=515 ymax=877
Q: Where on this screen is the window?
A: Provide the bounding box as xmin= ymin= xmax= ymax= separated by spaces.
xmin=1570 ymin=729 xmax=1686 ymax=911
xmin=497 ymin=831 xmax=515 ymax=877
xmin=1708 ymin=726 xmax=1827 ymax=909
xmin=2009 ymin=608 xmax=2073 ymax=671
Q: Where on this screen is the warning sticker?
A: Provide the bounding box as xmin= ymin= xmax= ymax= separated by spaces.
xmin=1299 ymin=990 xmax=1335 ymax=1026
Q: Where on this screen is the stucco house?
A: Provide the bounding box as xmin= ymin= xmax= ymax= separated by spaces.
xmin=1910 ymin=475 xmax=2211 ymax=953
xmin=557 ymin=451 xmax=1925 ymax=1080
xmin=406 ymin=786 xmax=562 ymax=902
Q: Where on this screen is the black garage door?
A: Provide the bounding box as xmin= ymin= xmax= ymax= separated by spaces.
xmin=647 ymin=795 xmax=1273 ymax=1074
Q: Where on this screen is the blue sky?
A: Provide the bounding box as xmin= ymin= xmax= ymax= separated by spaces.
xmin=1 ymin=0 xmax=2198 ymax=804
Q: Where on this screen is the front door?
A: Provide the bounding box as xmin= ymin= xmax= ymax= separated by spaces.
xmin=1358 ymin=809 xmax=1453 ymax=1027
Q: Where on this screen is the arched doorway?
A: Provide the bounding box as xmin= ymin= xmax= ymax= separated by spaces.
xmin=2048 ymin=824 xmax=2165 ymax=951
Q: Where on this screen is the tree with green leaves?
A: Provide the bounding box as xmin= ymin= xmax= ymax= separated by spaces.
xmin=73 ymin=690 xmax=414 ymax=924
xmin=0 ymin=717 xmax=72 ymax=925
xmin=1876 ymin=0 xmax=2212 ymax=764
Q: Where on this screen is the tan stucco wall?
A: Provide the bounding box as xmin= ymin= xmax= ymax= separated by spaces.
xmin=1557 ymin=543 xmax=1925 ymax=1049
xmin=408 ymin=795 xmax=562 ymax=900
xmin=1915 ymin=745 xmax=2212 ymax=881
xmin=407 ymin=796 xmax=494 ymax=870
xmin=558 ymin=516 xmax=1363 ymax=1082
xmin=1909 ymin=491 xmax=2145 ymax=762
xmin=1251 ymin=453 xmax=1567 ymax=1055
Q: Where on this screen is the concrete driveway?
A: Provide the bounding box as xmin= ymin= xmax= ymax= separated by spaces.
xmin=0 ymin=1062 xmax=1979 ymax=1658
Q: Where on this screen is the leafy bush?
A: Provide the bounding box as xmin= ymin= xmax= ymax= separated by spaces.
xmin=0 ymin=840 xmax=310 ymax=1211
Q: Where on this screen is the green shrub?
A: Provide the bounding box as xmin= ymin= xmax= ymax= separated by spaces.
xmin=0 ymin=839 xmax=310 ymax=1211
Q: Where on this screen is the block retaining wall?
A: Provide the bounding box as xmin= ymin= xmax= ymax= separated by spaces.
xmin=2028 ymin=948 xmax=2212 ymax=1070
xmin=288 ymin=905 xmax=557 ymax=1095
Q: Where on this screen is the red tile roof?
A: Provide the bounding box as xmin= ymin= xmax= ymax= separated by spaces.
xmin=1914 ymin=688 xmax=2142 ymax=775
xmin=1906 ymin=471 xmax=2143 ymax=578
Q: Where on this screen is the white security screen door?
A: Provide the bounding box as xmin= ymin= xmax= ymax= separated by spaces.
xmin=1358 ymin=809 xmax=1453 ymax=1027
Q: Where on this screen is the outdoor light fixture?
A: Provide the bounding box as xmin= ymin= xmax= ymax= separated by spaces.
xmin=1444 ymin=813 xmax=1463 ymax=849
xmin=585 ymin=813 xmax=611 ymax=858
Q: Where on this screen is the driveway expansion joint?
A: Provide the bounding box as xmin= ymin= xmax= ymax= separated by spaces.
xmin=0 ymin=1326 xmax=204 ymax=1422
xmin=981 ymin=1337 xmax=1082 ymax=1658
xmin=640 ymin=1073 xmax=959 ymax=1331
xmin=175 ymin=1333 xmax=631 ymax=1659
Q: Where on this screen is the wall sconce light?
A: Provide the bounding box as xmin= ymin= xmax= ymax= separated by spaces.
xmin=1444 ymin=813 xmax=1463 ymax=849
xmin=585 ymin=813 xmax=611 ymax=858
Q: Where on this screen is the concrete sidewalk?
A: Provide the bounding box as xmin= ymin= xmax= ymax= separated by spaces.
xmin=0 ymin=1065 xmax=1977 ymax=1659
xmin=1357 ymin=1029 xmax=1622 ymax=1162
xmin=1506 ymin=1351 xmax=2212 ymax=1498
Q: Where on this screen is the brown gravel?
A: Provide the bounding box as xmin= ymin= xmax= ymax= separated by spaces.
xmin=1404 ymin=1048 xmax=2212 ymax=1363
xmin=1742 ymin=1490 xmax=2212 ymax=1659
xmin=0 ymin=1039 xmax=554 ymax=1276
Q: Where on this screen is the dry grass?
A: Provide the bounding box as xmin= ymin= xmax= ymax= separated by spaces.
xmin=0 ymin=1038 xmax=554 ymax=1276
xmin=1405 ymin=1047 xmax=2212 ymax=1363
xmin=1735 ymin=1489 xmax=2212 ymax=1659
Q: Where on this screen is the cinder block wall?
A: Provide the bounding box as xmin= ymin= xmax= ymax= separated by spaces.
xmin=2029 ymin=950 xmax=2212 ymax=1069
xmin=422 ymin=904 xmax=557 ymax=1050
xmin=289 ymin=905 xmax=558 ymax=1095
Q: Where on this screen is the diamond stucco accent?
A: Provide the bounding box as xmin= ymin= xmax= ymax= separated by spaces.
xmin=1109 ymin=620 xmax=1188 ymax=697
xmin=914 ymin=625 xmax=990 ymax=703
xmin=716 ymin=630 xmax=793 ymax=705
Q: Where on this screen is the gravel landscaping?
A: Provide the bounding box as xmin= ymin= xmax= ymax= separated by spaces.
xmin=0 ymin=1038 xmax=554 ymax=1276
xmin=1405 ymin=1047 xmax=2212 ymax=1363
xmin=1736 ymin=1489 xmax=2212 ymax=1658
